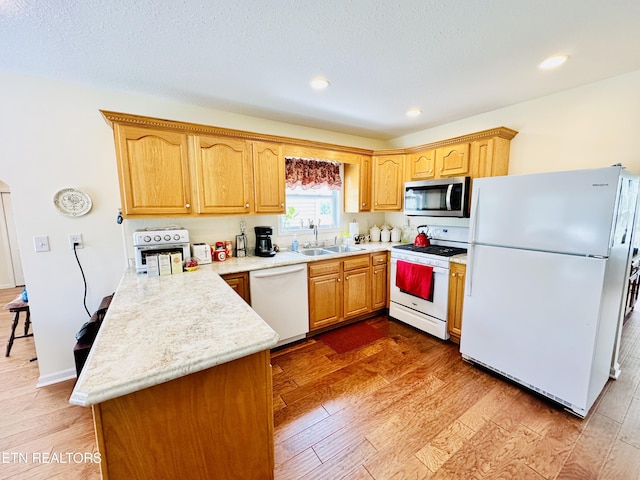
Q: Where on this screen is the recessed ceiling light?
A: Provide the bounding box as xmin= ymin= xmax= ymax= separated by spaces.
xmin=539 ymin=55 xmax=569 ymax=70
xmin=406 ymin=109 xmax=422 ymax=118
xmin=310 ymin=78 xmax=330 ymax=90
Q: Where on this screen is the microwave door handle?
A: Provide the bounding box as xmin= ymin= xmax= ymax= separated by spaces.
xmin=445 ymin=184 xmax=453 ymax=210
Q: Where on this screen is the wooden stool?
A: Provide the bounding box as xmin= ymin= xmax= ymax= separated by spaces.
xmin=4 ymin=295 xmax=32 ymax=357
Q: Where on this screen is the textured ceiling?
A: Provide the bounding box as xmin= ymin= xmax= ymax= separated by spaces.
xmin=1 ymin=0 xmax=639 ymax=140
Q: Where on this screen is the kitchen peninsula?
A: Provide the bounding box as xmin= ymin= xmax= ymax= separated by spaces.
xmin=70 ymin=268 xmax=279 ymax=480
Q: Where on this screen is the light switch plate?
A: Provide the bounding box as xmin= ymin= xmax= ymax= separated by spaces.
xmin=34 ymin=235 xmax=50 ymax=252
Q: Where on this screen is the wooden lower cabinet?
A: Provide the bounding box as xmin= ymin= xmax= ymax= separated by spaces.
xmin=92 ymin=350 xmax=274 ymax=480
xmin=221 ymin=271 xmax=250 ymax=304
xmin=371 ymin=252 xmax=388 ymax=310
xmin=447 ymin=262 xmax=466 ymax=344
xmin=308 ymin=259 xmax=343 ymax=330
xmin=309 ymin=253 xmax=387 ymax=332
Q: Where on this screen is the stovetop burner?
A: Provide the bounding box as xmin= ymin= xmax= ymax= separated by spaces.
xmin=393 ymin=244 xmax=467 ymax=257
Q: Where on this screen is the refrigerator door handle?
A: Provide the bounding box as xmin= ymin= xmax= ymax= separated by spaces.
xmin=466 ymin=187 xmax=480 ymax=297
xmin=445 ymin=184 xmax=453 ymax=210
xmin=465 ymin=244 xmax=474 ymax=296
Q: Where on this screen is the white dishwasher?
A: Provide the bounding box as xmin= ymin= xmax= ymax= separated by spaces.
xmin=249 ymin=264 xmax=309 ymax=348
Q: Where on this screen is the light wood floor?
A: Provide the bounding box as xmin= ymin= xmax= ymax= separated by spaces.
xmin=2 ymin=284 xmax=640 ymax=479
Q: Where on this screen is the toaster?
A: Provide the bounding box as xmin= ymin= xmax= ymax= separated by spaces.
xmin=191 ymin=243 xmax=212 ymax=264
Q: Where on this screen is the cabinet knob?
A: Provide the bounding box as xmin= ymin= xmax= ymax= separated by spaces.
xmin=362 ymin=202 xmax=365 ymax=206
xmin=280 ymin=203 xmax=284 ymax=207
xmin=440 ymin=167 xmax=443 ymax=172
xmin=452 ymin=273 xmax=456 ymax=277
xmin=185 ymin=203 xmax=190 ymax=208
xmin=345 ymin=276 xmax=349 ymax=281
xmin=245 ymin=203 xmax=250 ymax=208
xmin=337 ymin=278 xmax=341 ymax=282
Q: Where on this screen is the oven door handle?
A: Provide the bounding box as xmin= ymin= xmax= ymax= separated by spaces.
xmin=445 ymin=184 xmax=453 ymax=210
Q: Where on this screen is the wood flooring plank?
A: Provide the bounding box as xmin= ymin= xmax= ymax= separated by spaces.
xmin=433 ymin=423 xmax=541 ymax=480
xmin=415 ymin=420 xmax=476 ymax=473
xmin=617 ymin=396 xmax=640 ymax=449
xmin=300 ymin=438 xmax=377 ymax=480
xmin=556 ymin=412 xmax=620 ymax=480
xmin=595 ymin=352 xmax=640 ymax=423
xmin=274 ymin=447 xmax=322 ymax=480
xmin=598 ymin=439 xmax=640 ymax=480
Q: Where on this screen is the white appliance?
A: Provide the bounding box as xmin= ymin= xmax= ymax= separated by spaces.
xmin=249 ymin=264 xmax=309 ymax=347
xmin=461 ymin=166 xmax=639 ymax=417
xmin=191 ymin=243 xmax=212 ymax=264
xmin=133 ymin=228 xmax=190 ymax=273
xmin=390 ymin=243 xmax=468 ymax=340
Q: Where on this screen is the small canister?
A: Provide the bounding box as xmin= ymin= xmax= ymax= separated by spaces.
xmin=214 ymin=242 xmax=226 ymax=262
xmin=225 ymin=240 xmax=233 ymax=258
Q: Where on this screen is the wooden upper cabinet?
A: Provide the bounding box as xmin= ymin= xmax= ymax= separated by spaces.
xmin=114 ymin=125 xmax=192 ymax=216
xmin=408 ymin=149 xmax=436 ymax=180
xmin=436 ymin=143 xmax=470 ymax=177
xmin=344 ymin=155 xmax=372 ymax=213
xmin=373 ymin=154 xmax=404 ymax=211
xmin=359 ymin=155 xmax=372 ymax=211
xmin=252 ymin=142 xmax=285 ymax=214
xmin=191 ymin=136 xmax=253 ymax=214
xmin=470 ymin=137 xmax=511 ymax=178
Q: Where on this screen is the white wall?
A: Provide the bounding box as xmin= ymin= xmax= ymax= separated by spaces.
xmin=389 ymin=69 xmax=640 ymax=176
xmin=0 ymin=70 xmax=386 ymax=385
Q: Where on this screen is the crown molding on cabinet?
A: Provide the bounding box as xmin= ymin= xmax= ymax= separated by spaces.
xmin=101 ymin=110 xmax=517 ymax=160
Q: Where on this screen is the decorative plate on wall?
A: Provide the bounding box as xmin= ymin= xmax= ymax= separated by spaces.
xmin=53 ymin=188 xmax=93 ymax=217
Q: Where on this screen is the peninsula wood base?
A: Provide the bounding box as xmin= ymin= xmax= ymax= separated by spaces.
xmin=92 ymin=350 xmax=274 ymax=480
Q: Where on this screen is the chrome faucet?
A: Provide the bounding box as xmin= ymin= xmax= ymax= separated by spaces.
xmin=309 ymin=219 xmax=320 ymax=246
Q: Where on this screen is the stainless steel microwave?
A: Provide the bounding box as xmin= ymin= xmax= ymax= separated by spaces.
xmin=403 ymin=176 xmax=471 ymax=217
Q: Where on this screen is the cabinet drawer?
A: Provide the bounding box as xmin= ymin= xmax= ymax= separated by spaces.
xmin=343 ymin=255 xmax=370 ymax=272
xmin=372 ymin=252 xmax=388 ymax=265
xmin=309 ymin=260 xmax=341 ymax=277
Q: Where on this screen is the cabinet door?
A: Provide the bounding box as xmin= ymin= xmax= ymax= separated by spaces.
xmin=252 ymin=142 xmax=285 ymax=214
xmin=371 ymin=264 xmax=388 ymax=310
xmin=447 ymin=262 xmax=466 ymax=343
xmin=343 ymin=155 xmax=372 ymax=213
xmin=343 ymin=267 xmax=371 ymax=319
xmin=114 ymin=125 xmax=192 ymax=215
xmin=359 ymin=155 xmax=372 ymax=211
xmin=408 ymin=149 xmax=436 ymax=180
xmin=437 ymin=143 xmax=470 ymax=177
xmin=192 ymin=136 xmax=253 ymax=214
xmin=373 ymin=154 xmax=404 ymax=211
xmin=309 ymin=273 xmax=343 ymax=330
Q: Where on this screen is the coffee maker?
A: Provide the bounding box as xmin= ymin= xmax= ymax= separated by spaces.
xmin=254 ymin=226 xmax=276 ymax=257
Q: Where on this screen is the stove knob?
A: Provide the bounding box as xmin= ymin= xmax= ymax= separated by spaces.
xmin=154 ymin=235 xmax=161 ymax=242
xmin=144 ymin=236 xmax=151 ymax=243
xmin=164 ymin=235 xmax=171 ymax=241
xmin=173 ymin=234 xmax=181 ymax=241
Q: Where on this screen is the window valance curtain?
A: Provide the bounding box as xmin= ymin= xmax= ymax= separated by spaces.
xmin=285 ymin=157 xmax=342 ymax=190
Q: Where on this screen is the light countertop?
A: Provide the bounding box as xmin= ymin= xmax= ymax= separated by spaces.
xmin=69 ymin=242 xmax=399 ymax=407
xmin=69 ymin=267 xmax=280 ymax=407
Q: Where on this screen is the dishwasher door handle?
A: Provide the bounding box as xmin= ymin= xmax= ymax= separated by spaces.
xmin=251 ymin=265 xmax=306 ymax=278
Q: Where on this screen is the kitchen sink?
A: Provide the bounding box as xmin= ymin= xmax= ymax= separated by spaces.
xmin=296 ymin=245 xmax=365 ymax=256
xmin=297 ymin=248 xmax=332 ymax=256
xmin=323 ymin=245 xmax=364 ymax=253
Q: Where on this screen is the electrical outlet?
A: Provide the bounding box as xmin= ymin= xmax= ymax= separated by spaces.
xmin=69 ymin=233 xmax=83 ymax=249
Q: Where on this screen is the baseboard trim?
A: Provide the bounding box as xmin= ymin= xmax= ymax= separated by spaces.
xmin=37 ymin=368 xmax=76 ymax=387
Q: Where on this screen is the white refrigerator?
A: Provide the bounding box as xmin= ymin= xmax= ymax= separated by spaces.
xmin=460 ymin=166 xmax=638 ymax=417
